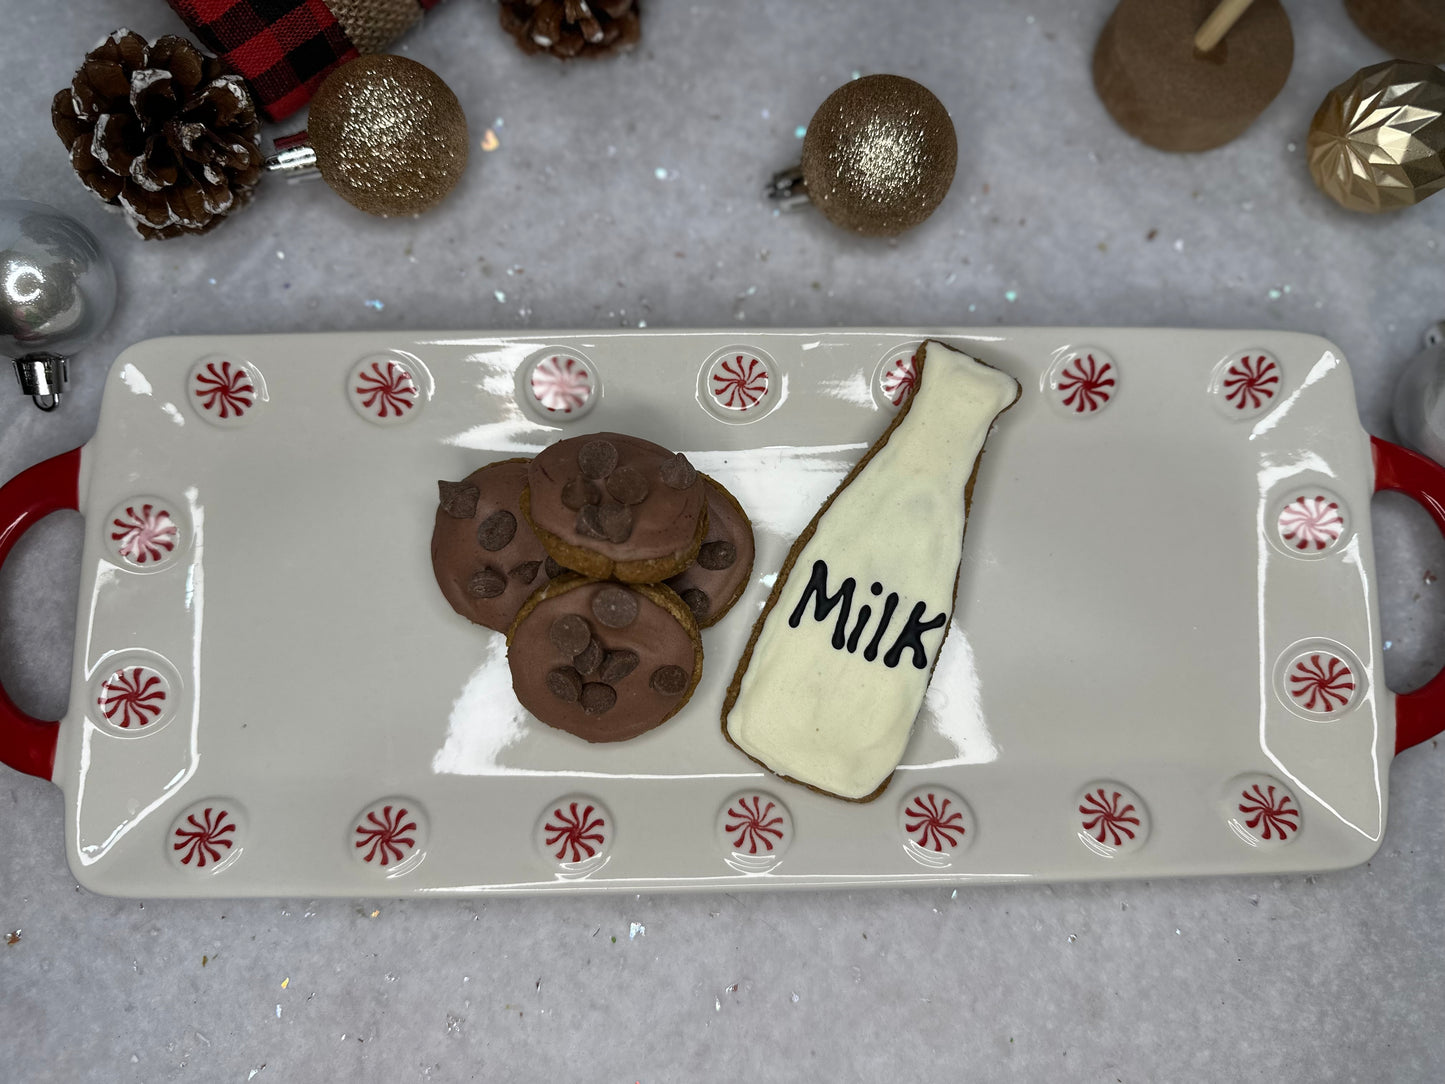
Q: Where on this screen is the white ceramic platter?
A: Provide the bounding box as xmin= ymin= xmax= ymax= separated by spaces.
xmin=4 ymin=328 xmax=1444 ymax=897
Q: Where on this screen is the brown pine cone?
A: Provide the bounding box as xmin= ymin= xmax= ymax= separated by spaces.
xmin=500 ymin=0 xmax=641 ymax=59
xmin=51 ymin=29 xmax=264 ymax=241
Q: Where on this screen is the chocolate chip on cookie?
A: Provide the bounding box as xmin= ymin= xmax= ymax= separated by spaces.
xmin=477 ymin=510 xmax=517 ymax=551
xmin=577 ymin=438 xmax=618 ymax=479
xmin=592 ymin=585 xmax=639 ymax=628
xmin=438 ymin=480 xmax=480 ymax=520
xmin=469 ymin=568 xmax=507 ymax=599
xmin=549 ymin=614 xmax=592 ymax=656
xmin=649 ymin=665 xmax=689 ymax=696
xmin=658 ymin=452 xmax=697 ymax=491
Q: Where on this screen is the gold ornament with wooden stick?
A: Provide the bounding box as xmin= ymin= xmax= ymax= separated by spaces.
xmin=53 ymin=30 xmax=468 ymax=239
xmin=1093 ymin=0 xmax=1293 ymax=152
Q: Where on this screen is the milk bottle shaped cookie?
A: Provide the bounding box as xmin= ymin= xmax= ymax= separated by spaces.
xmin=722 ymin=339 xmax=1019 ymax=800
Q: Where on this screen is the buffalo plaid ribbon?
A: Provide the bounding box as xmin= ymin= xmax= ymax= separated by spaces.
xmin=168 ymin=0 xmax=445 ymax=121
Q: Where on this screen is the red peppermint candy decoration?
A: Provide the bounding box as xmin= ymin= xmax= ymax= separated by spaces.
xmin=1079 ymin=788 xmax=1141 ymax=847
xmin=1289 ymin=653 xmax=1355 ymax=713
xmin=711 ymin=354 xmax=770 ymax=410
xmin=543 ymin=799 xmax=607 ymax=863
xmin=173 ymin=807 xmax=237 ymax=868
xmin=111 ymin=503 xmax=178 ymax=565
xmin=192 ymin=360 xmax=256 ymax=419
xmin=529 ymin=355 xmax=593 ymax=414
xmin=881 ymin=352 xmax=919 ymax=407
xmin=353 ymin=359 xmax=418 ymax=419
xmin=1056 ymin=353 xmax=1116 ymax=414
xmin=903 ymin=791 xmax=968 ymax=852
xmin=97 ymin=666 xmax=166 ymax=729
xmin=1277 ymin=495 xmax=1345 ymax=552
xmin=1238 ymin=782 xmax=1300 ymax=842
xmin=723 ymin=795 xmax=786 ymax=855
xmin=354 ymin=804 xmax=419 ymax=866
xmin=1222 ymin=354 xmax=1280 ymax=411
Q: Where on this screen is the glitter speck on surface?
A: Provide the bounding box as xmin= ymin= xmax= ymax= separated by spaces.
xmin=364 ymin=299 xmax=384 ymax=310
xmin=1268 ymin=289 xmax=1282 ymax=300
xmin=1004 ymin=290 xmax=1018 ymax=302
xmin=654 ymin=167 xmax=668 ymax=181
xmin=494 ymin=290 xmax=506 ymax=303
xmin=480 ymin=129 xmax=500 ymax=152
xmin=629 ymin=922 xmax=645 ymax=940
xmin=795 ymin=126 xmax=807 ymax=139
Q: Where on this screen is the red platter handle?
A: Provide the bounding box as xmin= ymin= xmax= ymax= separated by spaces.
xmin=1373 ymin=436 xmax=1445 ymax=755
xmin=0 ymin=448 xmax=81 ymax=781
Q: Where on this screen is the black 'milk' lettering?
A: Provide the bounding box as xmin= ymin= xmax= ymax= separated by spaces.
xmin=883 ymin=601 xmax=947 ymax=669
xmin=787 ymin=559 xmax=855 ymax=649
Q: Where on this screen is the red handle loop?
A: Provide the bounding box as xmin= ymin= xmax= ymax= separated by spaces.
xmin=1372 ymin=436 xmax=1445 ymax=755
xmin=0 ymin=448 xmax=81 ymax=781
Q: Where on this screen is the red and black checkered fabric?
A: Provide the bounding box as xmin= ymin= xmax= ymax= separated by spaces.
xmin=168 ymin=0 xmax=444 ymax=122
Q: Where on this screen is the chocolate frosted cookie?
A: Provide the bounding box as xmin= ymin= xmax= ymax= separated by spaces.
xmin=521 ymin=433 xmax=708 ymax=583
xmin=508 ymin=575 xmax=703 ymax=743
xmin=665 ymin=474 xmax=755 ymax=628
xmin=431 ymin=459 xmax=560 ymax=632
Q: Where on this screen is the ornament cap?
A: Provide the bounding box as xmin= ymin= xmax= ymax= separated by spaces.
xmin=12 ymin=354 xmax=68 ymax=411
xmin=263 ymin=131 xmax=321 ymax=180
xmin=763 ymin=165 xmax=811 ymax=210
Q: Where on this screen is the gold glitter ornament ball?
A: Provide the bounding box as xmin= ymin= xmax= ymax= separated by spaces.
xmin=1307 ymin=60 xmax=1445 ymax=213
xmin=308 ymin=54 xmax=469 ymax=218
xmin=800 ymin=75 xmax=957 ymax=237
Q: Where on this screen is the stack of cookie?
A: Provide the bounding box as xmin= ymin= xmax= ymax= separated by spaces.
xmin=431 ymin=433 xmax=754 ymax=742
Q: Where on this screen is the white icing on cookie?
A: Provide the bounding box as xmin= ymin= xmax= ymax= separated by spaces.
xmin=724 ymin=340 xmax=1018 ymax=800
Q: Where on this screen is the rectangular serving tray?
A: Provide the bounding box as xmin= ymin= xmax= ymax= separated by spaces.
xmin=3 ymin=327 xmax=1443 ymax=897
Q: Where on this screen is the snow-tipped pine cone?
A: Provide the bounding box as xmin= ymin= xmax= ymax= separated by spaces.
xmin=499 ymin=0 xmax=641 ymax=59
xmin=52 ymin=29 xmax=263 ymax=240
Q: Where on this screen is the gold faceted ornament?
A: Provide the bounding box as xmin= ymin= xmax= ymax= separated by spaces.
xmin=798 ymin=74 xmax=958 ymax=237
xmin=308 ymin=54 xmax=469 ymax=217
xmin=1307 ymin=59 xmax=1445 ymax=213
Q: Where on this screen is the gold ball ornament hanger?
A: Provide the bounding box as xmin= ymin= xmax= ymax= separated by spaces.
xmin=767 ymin=74 xmax=958 ymax=237
xmin=1306 ymin=59 xmax=1445 ymax=213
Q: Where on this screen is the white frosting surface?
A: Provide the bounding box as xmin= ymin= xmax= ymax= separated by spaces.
xmin=725 ymin=341 xmax=1018 ymax=799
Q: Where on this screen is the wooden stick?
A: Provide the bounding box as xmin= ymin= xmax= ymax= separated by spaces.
xmin=1194 ymin=0 xmax=1258 ymax=52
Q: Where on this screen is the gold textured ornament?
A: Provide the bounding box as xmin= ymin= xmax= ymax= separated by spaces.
xmin=782 ymin=75 xmax=956 ymax=237
xmin=307 ymin=54 xmax=469 ymax=217
xmin=1307 ymin=60 xmax=1445 ymax=213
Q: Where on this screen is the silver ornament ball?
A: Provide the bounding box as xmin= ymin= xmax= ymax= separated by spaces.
xmin=1393 ymin=322 xmax=1445 ymax=465
xmin=0 ymin=199 xmax=116 ymax=409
